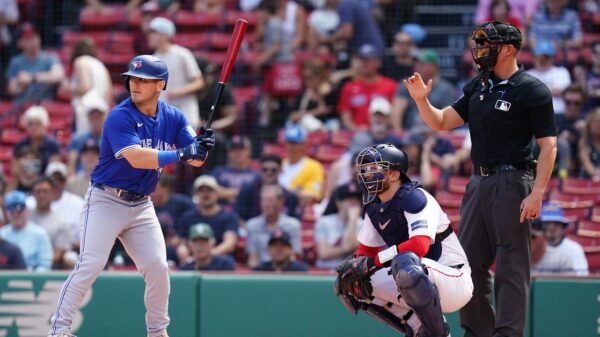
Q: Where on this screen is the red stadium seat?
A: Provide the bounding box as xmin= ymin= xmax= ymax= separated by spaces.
xmin=231 ymin=86 xmax=259 ymax=103
xmin=576 ymin=220 xmax=600 ymax=238
xmin=447 ymin=176 xmax=470 ymax=194
xmin=262 ymin=143 xmax=287 ymax=158
xmin=329 ymin=130 xmax=354 ymax=148
xmin=208 ymin=32 xmax=232 ymax=50
xmin=585 ymin=252 xmax=600 ymax=273
xmin=79 ymin=7 xmax=125 ymax=31
xmin=0 ymin=129 xmax=26 ymax=145
xmin=567 ymin=234 xmax=600 ymax=253
xmin=0 ymin=146 xmax=12 ymax=162
xmin=312 ymin=144 xmax=346 ymax=164
xmin=592 ymin=207 xmax=600 ymax=222
xmin=105 ymin=32 xmax=135 ymax=54
xmin=173 ymin=32 xmax=208 ymax=50
xmin=562 ymin=207 xmax=591 ymax=222
xmin=174 ymin=11 xmax=222 ymax=32
xmin=224 ymin=10 xmax=258 ymax=30
xmin=549 ymin=191 xmax=597 ymax=209
xmin=445 ymin=207 xmax=461 ymax=223
xmin=435 ymin=190 xmax=463 ymax=209
xmin=561 ymin=177 xmax=600 ymax=195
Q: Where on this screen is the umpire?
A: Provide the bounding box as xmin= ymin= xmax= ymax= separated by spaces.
xmin=403 ymin=21 xmax=557 ymax=337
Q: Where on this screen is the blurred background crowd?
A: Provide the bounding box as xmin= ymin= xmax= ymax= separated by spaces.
xmin=0 ymin=0 xmax=598 ymax=275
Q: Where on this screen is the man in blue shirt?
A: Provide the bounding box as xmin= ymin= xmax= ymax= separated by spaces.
xmin=0 ymin=191 xmax=52 ymax=271
xmin=48 ymin=55 xmax=215 ymax=337
xmin=6 ymin=23 xmax=64 ymax=105
xmin=178 ymin=223 xmax=235 ymax=271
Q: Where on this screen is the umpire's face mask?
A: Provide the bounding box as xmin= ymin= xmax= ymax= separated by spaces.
xmin=471 ymin=27 xmax=503 ymax=83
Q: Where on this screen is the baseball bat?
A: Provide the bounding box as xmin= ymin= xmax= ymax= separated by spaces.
xmin=205 ymin=19 xmax=248 ymax=129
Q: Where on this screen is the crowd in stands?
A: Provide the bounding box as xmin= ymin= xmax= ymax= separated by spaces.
xmin=0 ymin=0 xmax=599 ymax=274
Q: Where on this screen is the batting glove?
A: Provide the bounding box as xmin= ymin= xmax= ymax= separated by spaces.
xmin=177 ymin=141 xmax=209 ymax=161
xmin=197 ymin=127 xmax=216 ymax=151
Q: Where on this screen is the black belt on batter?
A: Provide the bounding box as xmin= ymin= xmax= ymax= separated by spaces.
xmin=92 ymin=182 xmax=147 ymax=202
xmin=473 ymin=162 xmax=536 ymax=176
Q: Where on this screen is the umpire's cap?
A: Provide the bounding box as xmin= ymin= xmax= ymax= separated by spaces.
xmin=122 ymin=55 xmax=169 ymax=90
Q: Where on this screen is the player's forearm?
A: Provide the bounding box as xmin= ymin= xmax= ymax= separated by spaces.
xmin=122 ymin=147 xmax=182 ymax=169
xmin=532 ymin=137 xmax=557 ymax=195
xmin=36 ymin=65 xmax=65 ymax=84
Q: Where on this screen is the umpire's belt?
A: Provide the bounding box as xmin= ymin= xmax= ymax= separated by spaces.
xmin=92 ymin=182 xmax=147 ymax=202
xmin=473 ymin=162 xmax=535 ymax=176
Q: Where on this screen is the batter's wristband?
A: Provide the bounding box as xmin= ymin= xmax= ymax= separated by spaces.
xmin=158 ymin=150 xmax=179 ymax=167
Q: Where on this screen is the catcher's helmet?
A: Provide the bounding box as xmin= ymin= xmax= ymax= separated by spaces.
xmin=355 ymin=144 xmax=410 ymax=204
xmin=122 ymin=55 xmax=169 ymax=91
xmin=470 ymin=21 xmax=522 ymax=83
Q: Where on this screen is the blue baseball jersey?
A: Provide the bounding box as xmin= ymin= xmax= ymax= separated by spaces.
xmin=91 ymin=98 xmax=196 ymax=195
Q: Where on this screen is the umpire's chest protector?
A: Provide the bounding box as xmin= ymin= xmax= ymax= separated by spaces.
xmin=365 ymin=182 xmax=442 ymax=261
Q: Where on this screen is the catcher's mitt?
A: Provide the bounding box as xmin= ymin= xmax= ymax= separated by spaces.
xmin=335 ymin=256 xmax=379 ymax=301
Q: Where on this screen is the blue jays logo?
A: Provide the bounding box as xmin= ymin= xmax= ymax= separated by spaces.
xmin=131 ymin=60 xmax=143 ymax=71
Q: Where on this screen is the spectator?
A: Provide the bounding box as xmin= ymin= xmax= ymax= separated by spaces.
xmin=252 ymin=229 xmax=308 ymax=272
xmin=151 ymin=174 xmax=195 ymax=236
xmin=11 ymin=146 xmax=42 ymax=192
xmin=1 ymin=191 xmax=52 ymax=271
xmin=235 ymin=154 xmax=299 ymax=222
xmin=0 ymin=0 xmax=18 ymax=93
xmin=278 ymin=124 xmax=325 ymax=204
xmin=193 ymin=0 xmax=226 ymax=13
xmin=178 ymin=223 xmax=235 ymax=271
xmin=337 ymin=44 xmax=397 ymax=131
xmin=578 ymin=108 xmax=600 ymax=180
xmin=315 ymin=182 xmax=361 ymax=269
xmin=6 ymin=23 xmax=64 ymax=105
xmin=44 ymin=162 xmax=85 ymax=248
xmin=0 ymin=237 xmax=26 ymax=270
xmin=176 ymin=175 xmax=239 ymax=257
xmin=555 ymin=84 xmax=587 ymax=176
xmin=66 ymin=38 xmax=112 ymax=133
xmin=66 ymin=138 xmax=100 ymax=198
xmin=196 ymin=57 xmax=238 ymax=163
xmin=484 ymin=0 xmax=524 ymax=29
xmin=85 ymin=0 xmax=148 ymax=13
xmin=0 ymin=175 xmax=6 ymax=226
xmin=392 ymin=49 xmax=457 ymax=133
xmin=318 ymin=0 xmax=385 ymax=64
xmin=245 ymin=185 xmax=301 ymax=267
xmin=400 ymin=132 xmax=435 ymax=192
xmin=288 ymin=59 xmax=338 ymax=131
xmin=28 ymin=177 xmax=72 ymax=268
xmin=211 ymin=135 xmax=261 ymax=204
xmin=361 ymin=97 xmax=403 ymax=147
xmin=253 ymin=0 xmax=297 ymax=70
xmin=579 ymin=41 xmax=600 ymax=109
xmin=67 ymin=92 xmax=107 ymax=175
xmin=381 ymin=30 xmax=417 ymax=82
xmin=11 ymin=105 xmax=61 ymax=185
xmin=530 ymin=219 xmax=547 ymax=267
xmin=147 ymin=17 xmax=204 ymax=128
xmin=528 ymin=0 xmax=583 ymax=50
xmin=532 ymin=202 xmax=589 ymax=275
xmin=306 ymin=0 xmax=340 ymax=52
xmin=133 ymin=2 xmax=159 ymax=55
xmin=475 ymin=0 xmax=539 ymax=26
xmin=527 ymin=41 xmax=571 ymax=114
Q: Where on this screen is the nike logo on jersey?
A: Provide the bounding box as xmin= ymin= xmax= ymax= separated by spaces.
xmin=379 ymin=219 xmax=391 ymax=230
xmin=137 ymin=122 xmax=143 ymax=127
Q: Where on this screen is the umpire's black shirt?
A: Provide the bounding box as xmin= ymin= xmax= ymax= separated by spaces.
xmin=452 ymin=65 xmax=557 ymax=166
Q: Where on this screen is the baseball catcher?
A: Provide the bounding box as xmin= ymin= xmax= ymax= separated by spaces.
xmin=335 ymin=144 xmax=473 ymax=336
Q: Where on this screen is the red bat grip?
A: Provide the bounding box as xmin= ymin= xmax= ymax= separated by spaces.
xmin=219 ymin=19 xmax=248 ymax=84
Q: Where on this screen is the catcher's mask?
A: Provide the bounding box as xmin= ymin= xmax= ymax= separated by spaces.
xmin=355 ymin=144 xmax=409 ymax=204
xmin=471 ymin=21 xmax=522 ymax=83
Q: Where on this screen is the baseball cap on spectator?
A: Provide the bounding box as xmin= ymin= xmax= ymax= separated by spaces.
xmin=284 ymin=124 xmax=306 ymax=144
xmin=18 ymin=22 xmax=38 ymax=40
xmin=540 ymin=201 xmax=569 ymax=225
xmin=369 ymin=97 xmax=392 ymax=116
xmin=268 ymin=229 xmax=292 ymax=246
xmin=23 ymin=105 xmax=49 ymax=128
xmin=45 ymin=162 xmax=68 ymax=180
xmin=4 ymin=191 xmax=27 ymax=213
xmin=149 ymin=17 xmax=176 ymax=38
xmin=193 ymin=175 xmax=220 ymax=191
xmin=533 ymin=41 xmax=556 ymax=57
xmin=416 ymin=49 xmax=439 ymax=65
xmin=401 ymin=23 xmax=427 ymax=43
xmin=81 ymin=91 xmax=109 ymax=115
xmin=227 ymin=135 xmax=252 ymax=150
xmin=189 ymin=223 xmax=214 ymax=240
xmin=81 ymin=138 xmax=100 ymax=154
xmin=141 ymin=1 xmax=160 ymax=13
xmin=357 ymin=43 xmax=383 ymax=59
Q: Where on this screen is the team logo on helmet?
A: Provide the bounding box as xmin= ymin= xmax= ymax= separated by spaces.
xmin=132 ymin=60 xmax=143 ymax=71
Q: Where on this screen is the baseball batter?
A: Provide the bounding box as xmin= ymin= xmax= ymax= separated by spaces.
xmin=335 ymin=144 xmax=473 ymax=337
xmin=48 ymin=55 xmax=215 ymax=337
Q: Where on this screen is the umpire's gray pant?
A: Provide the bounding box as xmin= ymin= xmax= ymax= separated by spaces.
xmin=458 ymin=170 xmax=533 ymax=337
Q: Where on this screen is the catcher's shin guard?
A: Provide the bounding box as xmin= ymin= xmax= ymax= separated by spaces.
xmin=364 ymin=303 xmax=414 ymax=337
xmin=391 ymin=252 xmax=448 ymax=337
